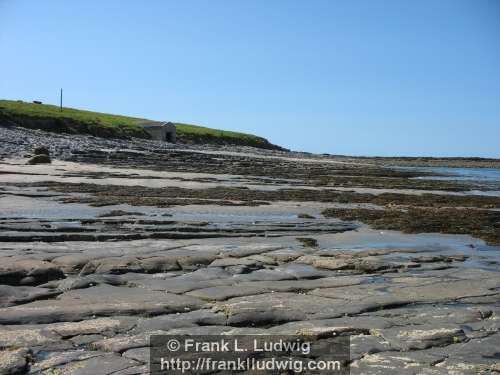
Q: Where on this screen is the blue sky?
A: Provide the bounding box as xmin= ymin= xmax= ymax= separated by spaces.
xmin=1 ymin=0 xmax=499 ymax=157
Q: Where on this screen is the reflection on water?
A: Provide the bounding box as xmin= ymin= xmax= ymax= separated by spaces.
xmin=403 ymin=166 xmax=500 ymax=182
xmin=393 ymin=166 xmax=500 ymax=196
xmin=315 ymin=226 xmax=500 ymax=271
xmin=316 ymin=226 xmax=495 ymax=252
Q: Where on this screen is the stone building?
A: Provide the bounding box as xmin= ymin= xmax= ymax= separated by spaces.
xmin=141 ymin=121 xmax=176 ymax=142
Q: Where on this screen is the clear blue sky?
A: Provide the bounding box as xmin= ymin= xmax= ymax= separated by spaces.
xmin=1 ymin=0 xmax=499 ymax=157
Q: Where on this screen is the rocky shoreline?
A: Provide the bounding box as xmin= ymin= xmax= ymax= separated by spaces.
xmin=0 ymin=125 xmax=499 ymax=374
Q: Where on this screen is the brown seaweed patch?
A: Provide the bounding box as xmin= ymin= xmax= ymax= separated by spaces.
xmin=33 ymin=182 xmax=500 ymax=209
xmin=322 ymin=207 xmax=500 ymax=246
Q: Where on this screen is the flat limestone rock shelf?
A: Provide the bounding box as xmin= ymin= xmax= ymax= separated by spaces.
xmin=0 ymin=125 xmax=499 ymax=374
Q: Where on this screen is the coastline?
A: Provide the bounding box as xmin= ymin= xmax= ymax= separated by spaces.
xmin=0 ymin=125 xmax=499 ymax=374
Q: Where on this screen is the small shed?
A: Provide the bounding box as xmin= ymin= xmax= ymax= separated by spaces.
xmin=141 ymin=121 xmax=176 ymax=143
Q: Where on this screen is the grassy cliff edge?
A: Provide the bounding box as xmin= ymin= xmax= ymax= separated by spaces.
xmin=0 ymin=100 xmax=284 ymax=150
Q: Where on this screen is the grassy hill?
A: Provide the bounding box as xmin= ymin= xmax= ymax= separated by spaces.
xmin=173 ymin=122 xmax=281 ymax=149
xmin=0 ymin=100 xmax=284 ymax=150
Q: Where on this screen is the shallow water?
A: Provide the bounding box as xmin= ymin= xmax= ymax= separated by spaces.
xmin=393 ymin=166 xmax=500 ymax=196
xmin=0 ymin=195 xmax=117 ymax=219
xmin=402 ymin=166 xmax=500 ymax=182
xmin=1 ymin=193 xmax=499 ymax=271
xmin=311 ymin=227 xmax=500 ymax=271
xmin=316 ymin=225 xmax=497 ymax=252
xmin=432 ymin=167 xmax=500 ymax=182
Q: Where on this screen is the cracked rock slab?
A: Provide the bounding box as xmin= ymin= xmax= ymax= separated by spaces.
xmin=0 ymin=285 xmax=205 ymax=324
xmin=214 ymin=292 xmax=349 ymax=325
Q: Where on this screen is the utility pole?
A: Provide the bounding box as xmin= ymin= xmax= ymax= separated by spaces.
xmin=60 ymin=88 xmax=63 ymax=111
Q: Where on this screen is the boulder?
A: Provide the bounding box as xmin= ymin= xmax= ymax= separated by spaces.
xmin=26 ymin=154 xmax=51 ymax=164
xmin=33 ymin=146 xmax=50 ymax=155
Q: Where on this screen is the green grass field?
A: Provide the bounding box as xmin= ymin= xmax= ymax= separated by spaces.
xmin=0 ymin=99 xmax=281 ymax=149
xmin=0 ymin=100 xmax=146 ymax=137
xmin=173 ymin=122 xmax=275 ymax=148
